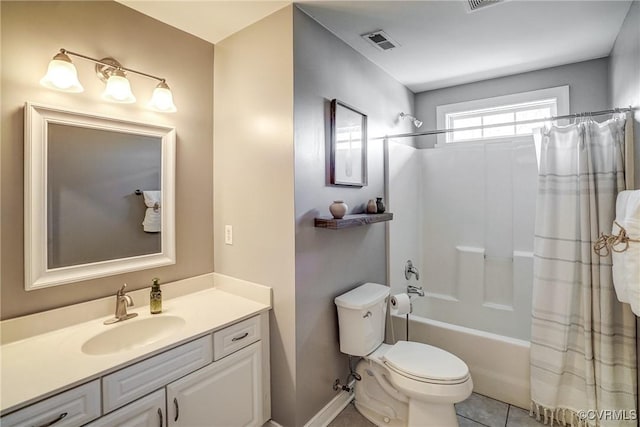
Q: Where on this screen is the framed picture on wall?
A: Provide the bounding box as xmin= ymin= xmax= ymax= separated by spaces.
xmin=329 ymin=99 xmax=368 ymax=187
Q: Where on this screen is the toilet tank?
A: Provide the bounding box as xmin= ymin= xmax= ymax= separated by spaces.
xmin=335 ymin=283 xmax=390 ymax=356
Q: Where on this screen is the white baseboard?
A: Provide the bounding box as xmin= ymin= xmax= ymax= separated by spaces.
xmin=304 ymin=382 xmax=355 ymax=427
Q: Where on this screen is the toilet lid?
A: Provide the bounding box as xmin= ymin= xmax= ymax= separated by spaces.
xmin=382 ymin=341 xmax=469 ymax=382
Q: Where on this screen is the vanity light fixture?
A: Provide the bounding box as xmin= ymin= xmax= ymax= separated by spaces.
xmin=399 ymin=112 xmax=423 ymax=128
xmin=148 ymin=81 xmax=177 ymax=113
xmin=102 ymin=68 xmax=136 ymax=104
xmin=39 ymin=51 xmax=84 ymax=93
xmin=41 ymin=48 xmax=177 ymax=112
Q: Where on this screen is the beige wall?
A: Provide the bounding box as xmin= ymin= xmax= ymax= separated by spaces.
xmin=0 ymin=1 xmax=214 ymax=319
xmin=213 ymin=6 xmax=296 ymax=426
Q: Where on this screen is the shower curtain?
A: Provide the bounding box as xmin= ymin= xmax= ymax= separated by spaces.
xmin=530 ymin=115 xmax=637 ymax=426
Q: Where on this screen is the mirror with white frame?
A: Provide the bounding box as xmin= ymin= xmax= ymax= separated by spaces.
xmin=24 ymin=102 xmax=176 ymax=290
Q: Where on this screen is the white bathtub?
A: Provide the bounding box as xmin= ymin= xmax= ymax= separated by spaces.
xmin=391 ymin=314 xmax=531 ymax=409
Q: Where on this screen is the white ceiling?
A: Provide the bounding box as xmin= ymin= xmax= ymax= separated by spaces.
xmin=298 ymin=0 xmax=633 ymax=92
xmin=119 ymin=0 xmax=633 ymax=93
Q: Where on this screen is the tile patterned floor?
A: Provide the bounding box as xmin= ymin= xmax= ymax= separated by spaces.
xmin=328 ymin=392 xmax=545 ymax=427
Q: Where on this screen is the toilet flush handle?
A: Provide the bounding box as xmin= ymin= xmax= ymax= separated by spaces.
xmin=363 ymin=311 xmax=372 ymax=318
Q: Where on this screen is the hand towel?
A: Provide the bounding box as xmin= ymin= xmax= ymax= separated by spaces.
xmin=612 ymin=190 xmax=640 ymax=315
xmin=142 ymin=191 xmax=161 ymax=233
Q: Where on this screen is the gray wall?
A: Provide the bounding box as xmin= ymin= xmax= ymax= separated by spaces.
xmin=1 ymin=1 xmax=214 ymax=319
xmin=414 ymin=58 xmax=611 ymax=148
xmin=293 ymin=7 xmax=414 ymax=426
xmin=609 ymin=0 xmax=640 ymax=188
xmin=608 ymin=0 xmax=640 ymax=414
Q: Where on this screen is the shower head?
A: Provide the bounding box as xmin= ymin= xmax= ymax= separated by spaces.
xmin=400 ymin=112 xmax=423 ymax=128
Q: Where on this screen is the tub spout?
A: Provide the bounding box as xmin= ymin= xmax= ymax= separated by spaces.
xmin=407 ymin=284 xmax=424 ymax=297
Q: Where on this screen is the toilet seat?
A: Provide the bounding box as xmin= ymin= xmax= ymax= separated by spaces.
xmin=382 ymin=341 xmax=470 ymax=385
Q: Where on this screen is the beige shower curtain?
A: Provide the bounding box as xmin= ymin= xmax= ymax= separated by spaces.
xmin=530 ymin=115 xmax=637 ymax=426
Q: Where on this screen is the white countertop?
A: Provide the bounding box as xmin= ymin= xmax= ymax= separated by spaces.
xmin=0 ymin=274 xmax=271 ymax=415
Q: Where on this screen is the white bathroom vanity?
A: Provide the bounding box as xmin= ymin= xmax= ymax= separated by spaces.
xmin=0 ymin=274 xmax=272 ymax=427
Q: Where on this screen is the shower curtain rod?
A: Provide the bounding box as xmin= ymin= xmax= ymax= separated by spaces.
xmin=372 ymin=106 xmax=636 ymax=140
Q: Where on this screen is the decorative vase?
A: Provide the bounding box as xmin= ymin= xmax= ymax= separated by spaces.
xmin=366 ymin=199 xmax=378 ymax=214
xmin=376 ymin=197 xmax=386 ymax=213
xmin=329 ymin=201 xmax=348 ymax=219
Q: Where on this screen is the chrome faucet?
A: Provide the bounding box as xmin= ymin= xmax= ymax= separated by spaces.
xmin=407 ymin=284 xmax=425 ymax=297
xmin=104 ymin=283 xmax=138 ymax=325
xmin=404 ymin=260 xmax=420 ymax=280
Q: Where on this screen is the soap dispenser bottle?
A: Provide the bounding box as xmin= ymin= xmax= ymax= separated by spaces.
xmin=150 ymin=278 xmax=162 ymax=314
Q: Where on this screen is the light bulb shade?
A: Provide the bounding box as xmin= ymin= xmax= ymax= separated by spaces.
xmin=102 ymin=70 xmax=136 ymax=103
xmin=148 ymin=82 xmax=177 ymax=113
xmin=40 ymin=53 xmax=84 ymax=93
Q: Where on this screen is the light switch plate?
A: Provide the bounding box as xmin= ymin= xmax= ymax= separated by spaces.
xmin=225 ymin=225 xmax=233 ymax=245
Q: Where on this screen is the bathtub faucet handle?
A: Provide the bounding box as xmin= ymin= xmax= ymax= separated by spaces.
xmin=404 ymin=260 xmax=420 ymax=281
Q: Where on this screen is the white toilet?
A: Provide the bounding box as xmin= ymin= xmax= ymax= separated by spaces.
xmin=335 ymin=283 xmax=473 ymax=427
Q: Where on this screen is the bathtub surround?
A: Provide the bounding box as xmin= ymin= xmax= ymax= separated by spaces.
xmin=408 ymin=139 xmax=537 ymax=341
xmin=0 ymin=1 xmax=214 ymax=319
xmin=387 ymin=53 xmax=630 ymax=412
xmin=391 ymin=57 xmax=612 ymax=321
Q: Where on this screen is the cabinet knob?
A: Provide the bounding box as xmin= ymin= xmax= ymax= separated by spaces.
xmin=158 ymin=408 xmax=163 ymax=427
xmin=174 ymin=397 xmax=180 ymax=422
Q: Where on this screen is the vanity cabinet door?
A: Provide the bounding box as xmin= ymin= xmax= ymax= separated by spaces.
xmin=166 ymin=341 xmax=262 ymax=427
xmin=85 ymin=389 xmax=165 ymax=427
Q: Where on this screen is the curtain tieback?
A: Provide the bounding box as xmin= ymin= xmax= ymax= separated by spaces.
xmin=593 ymin=221 xmax=640 ymax=257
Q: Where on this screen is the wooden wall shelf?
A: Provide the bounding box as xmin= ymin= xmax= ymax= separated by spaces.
xmin=314 ymin=213 xmax=393 ymax=229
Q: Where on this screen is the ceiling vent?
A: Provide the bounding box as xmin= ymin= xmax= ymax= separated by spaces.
xmin=466 ymin=0 xmax=504 ymax=12
xmin=361 ymin=30 xmax=400 ymax=51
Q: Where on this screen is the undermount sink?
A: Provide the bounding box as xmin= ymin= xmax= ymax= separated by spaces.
xmin=82 ymin=315 xmax=186 ymax=356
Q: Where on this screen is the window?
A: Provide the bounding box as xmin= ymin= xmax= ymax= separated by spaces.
xmin=436 ymin=86 xmax=569 ymax=144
